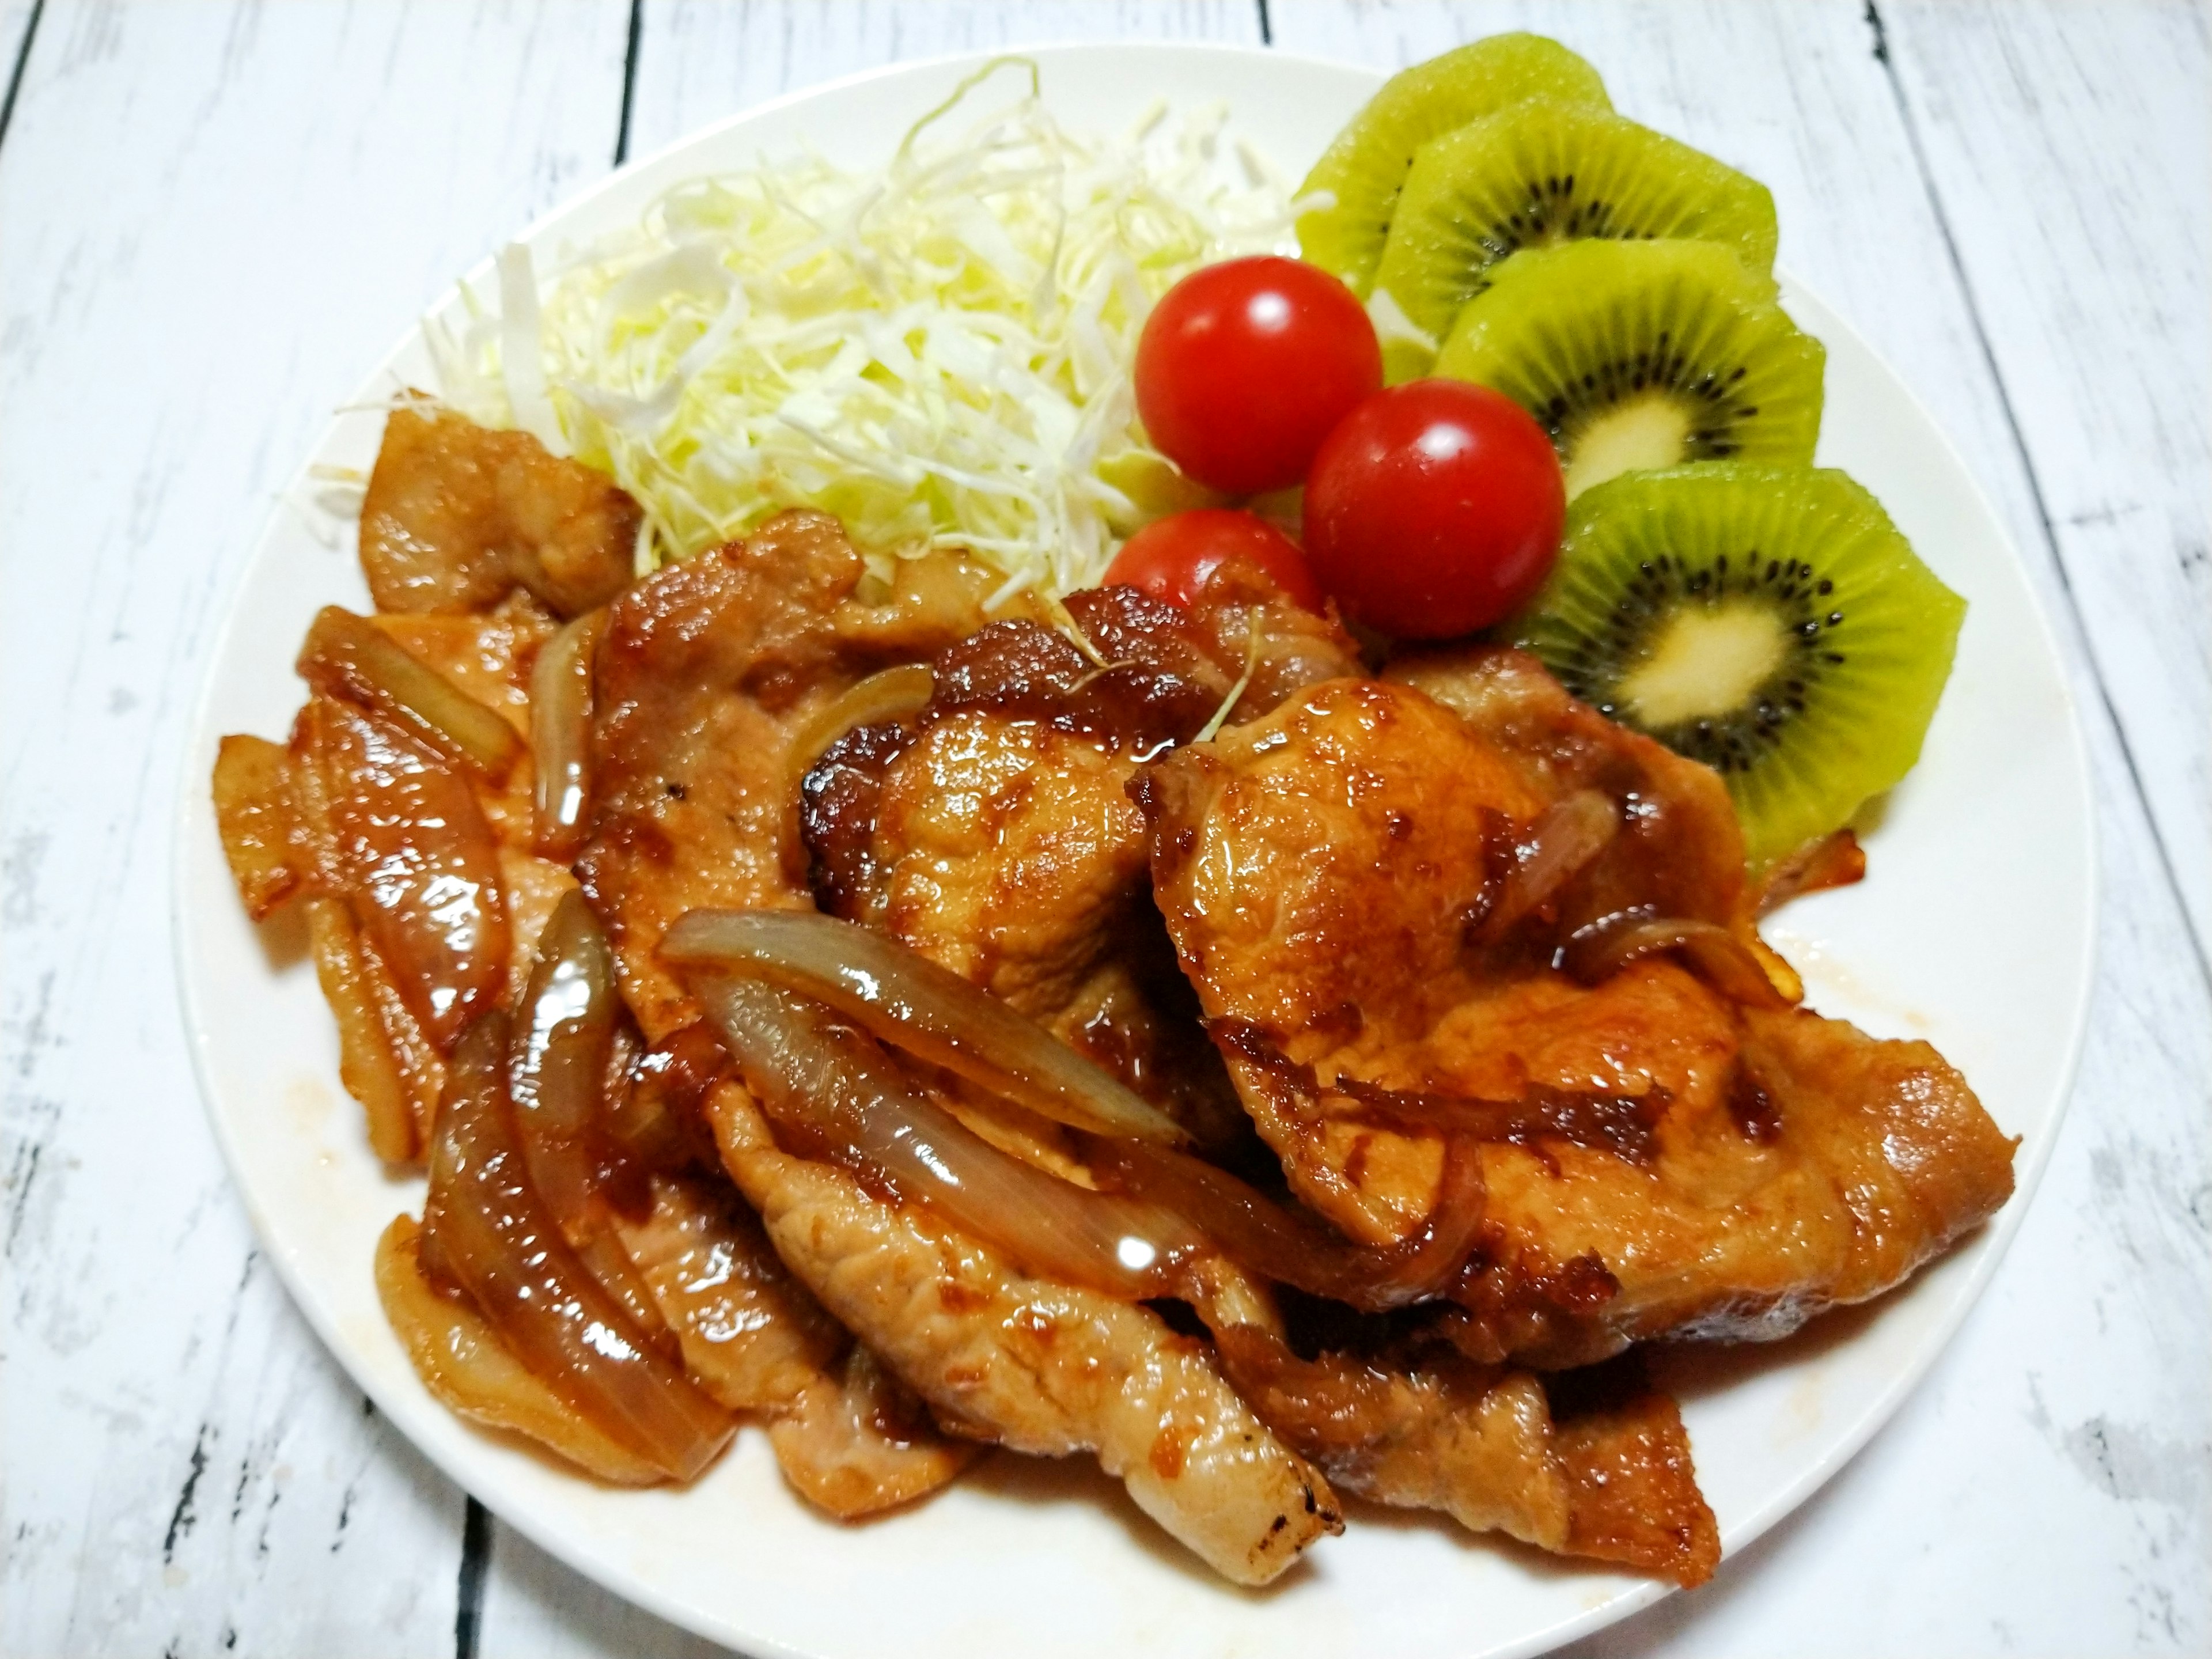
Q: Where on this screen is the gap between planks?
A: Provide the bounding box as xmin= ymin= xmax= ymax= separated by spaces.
xmin=0 ymin=0 xmax=46 ymax=151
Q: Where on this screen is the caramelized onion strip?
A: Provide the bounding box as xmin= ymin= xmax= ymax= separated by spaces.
xmin=298 ymin=605 xmax=522 ymax=779
xmin=509 ymin=892 xmax=620 ymax=1232
xmin=530 ymin=609 xmax=606 ymax=860
xmin=782 ymin=662 xmax=934 ymax=800
xmin=421 ymin=1013 xmax=732 ymax=1482
xmin=690 ymin=973 xmax=1206 ymax=1299
xmin=1491 ymin=790 xmax=1618 ymax=933
xmin=507 ymin=893 xmax=673 ymax=1351
xmin=1086 ymin=1135 xmax=1487 ymax=1312
xmin=1563 ymin=914 xmax=1794 ymax=1009
xmin=663 ymin=910 xmax=1190 ymax=1145
xmin=374 ymin=1215 xmax=662 ymax=1486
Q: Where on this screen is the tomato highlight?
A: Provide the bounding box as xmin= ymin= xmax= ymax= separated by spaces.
xmin=1135 ymin=256 xmax=1381 ymax=495
xmin=1301 ymin=380 xmax=1565 ymax=638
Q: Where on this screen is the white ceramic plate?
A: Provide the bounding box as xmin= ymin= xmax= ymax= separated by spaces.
xmin=174 ymin=44 xmax=2094 ymax=1659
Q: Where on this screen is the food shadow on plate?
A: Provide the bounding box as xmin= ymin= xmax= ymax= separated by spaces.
xmin=1646 ymin=1294 xmax=1888 ymax=1407
xmin=956 ymin=1445 xmax=1305 ymax=1594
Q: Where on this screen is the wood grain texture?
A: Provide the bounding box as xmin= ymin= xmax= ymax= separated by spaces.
xmin=2 ymin=3 xmax=2203 ymax=1657
xmin=0 ymin=3 xmax=628 ymax=1655
xmin=627 ymin=0 xmax=1262 ymax=158
xmin=1884 ymin=0 xmax=2211 ymax=954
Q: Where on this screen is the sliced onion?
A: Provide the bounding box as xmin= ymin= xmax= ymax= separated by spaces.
xmin=421 ymin=1013 xmax=732 ymax=1482
xmin=1086 ymin=1134 xmax=1487 ymax=1312
xmin=690 ymin=973 xmax=1206 ymax=1299
xmin=531 ymin=609 xmax=605 ymax=860
xmin=783 ymin=662 xmax=934 ymax=798
xmin=507 ymin=893 xmax=673 ymax=1351
xmin=299 ymin=605 xmax=522 ymax=779
xmin=1490 ymin=790 xmax=1619 ymax=933
xmin=509 ymin=891 xmax=620 ymax=1230
xmin=662 ymin=910 xmax=1190 ymax=1145
xmin=1563 ymin=914 xmax=1793 ymax=1009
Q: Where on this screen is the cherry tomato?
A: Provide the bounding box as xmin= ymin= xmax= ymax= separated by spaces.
xmin=1135 ymin=256 xmax=1382 ymax=495
xmin=1302 ymin=380 xmax=1565 ymax=638
xmin=1103 ymin=509 xmax=1324 ymax=612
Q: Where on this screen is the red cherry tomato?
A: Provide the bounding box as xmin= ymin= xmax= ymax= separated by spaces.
xmin=1103 ymin=509 xmax=1324 ymax=612
xmin=1302 ymin=380 xmax=1565 ymax=638
xmin=1135 ymin=256 xmax=1382 ymax=495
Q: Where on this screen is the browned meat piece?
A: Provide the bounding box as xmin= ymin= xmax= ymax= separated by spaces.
xmin=703 ymin=1079 xmax=1343 ymax=1584
xmin=1144 ymin=673 xmax=2016 ymax=1364
xmin=359 ymin=404 xmax=642 ymax=616
xmin=1213 ymin=1328 xmax=1718 ymax=1586
xmin=799 ymin=573 xmax=1353 ymax=1138
xmin=1184 ymin=558 xmax=1366 ymax=721
xmin=616 ymin=1173 xmax=976 ymax=1516
xmin=873 ymin=713 xmax=1151 ymax=1017
xmin=577 ymin=512 xmax=872 ymax=1041
xmin=1387 ymin=644 xmax=1748 ymax=934
xmin=1549 ymin=1361 xmax=1722 ymax=1585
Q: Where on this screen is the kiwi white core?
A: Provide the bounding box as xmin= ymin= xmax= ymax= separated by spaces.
xmin=1619 ymin=601 xmax=1790 ymax=727
xmin=1563 ymin=394 xmax=1695 ymax=498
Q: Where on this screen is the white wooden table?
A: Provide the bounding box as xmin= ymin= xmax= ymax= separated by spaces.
xmin=3 ymin=3 xmax=2205 ymax=1655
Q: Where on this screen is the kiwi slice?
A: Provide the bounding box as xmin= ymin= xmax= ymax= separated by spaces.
xmin=1372 ymin=101 xmax=1778 ymax=380
xmin=1434 ymin=238 xmax=1823 ymax=499
xmin=1510 ymin=465 xmax=1966 ymax=866
xmin=1297 ymin=34 xmax=1611 ymax=298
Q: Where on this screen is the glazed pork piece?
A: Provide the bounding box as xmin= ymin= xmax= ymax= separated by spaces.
xmin=359 ymin=403 xmax=641 ymax=616
xmin=569 ymin=531 xmax=1352 ymax=1565
xmin=801 ymin=570 xmax=1361 ymax=1145
xmin=1141 ymin=660 xmax=2017 ymax=1368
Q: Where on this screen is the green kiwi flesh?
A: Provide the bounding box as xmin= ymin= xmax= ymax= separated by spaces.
xmin=1372 ymin=101 xmax=1779 ymax=380
xmin=1510 ymin=465 xmax=1966 ymax=867
xmin=1297 ymin=34 xmax=1611 ymax=298
xmin=1434 ymin=238 xmax=1823 ymax=499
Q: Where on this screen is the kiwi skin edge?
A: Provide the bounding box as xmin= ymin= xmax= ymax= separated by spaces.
xmin=1435 ymin=237 xmax=1824 ymax=502
xmin=1508 ymin=464 xmax=1967 ymax=868
xmin=1370 ymin=99 xmax=1781 ymax=381
xmin=1296 ymin=33 xmax=1612 ymax=298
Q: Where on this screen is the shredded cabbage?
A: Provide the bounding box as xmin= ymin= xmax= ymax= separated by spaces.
xmin=430 ymin=59 xmax=1298 ymax=593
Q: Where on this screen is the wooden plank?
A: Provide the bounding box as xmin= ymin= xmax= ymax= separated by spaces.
xmin=1883 ymin=0 xmax=2211 ymax=952
xmin=0 ymin=3 xmax=630 ymax=1656
xmin=626 ymin=0 xmax=1263 ymax=157
xmin=1268 ymin=6 xmax=2211 ymax=1657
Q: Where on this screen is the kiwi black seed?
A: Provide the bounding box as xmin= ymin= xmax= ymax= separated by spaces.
xmin=1509 ymin=465 xmax=1967 ymax=866
xmin=1297 ymin=33 xmax=1611 ymax=300
xmin=1434 ymin=237 xmax=1823 ymax=500
xmin=1371 ymin=100 xmax=1778 ymax=380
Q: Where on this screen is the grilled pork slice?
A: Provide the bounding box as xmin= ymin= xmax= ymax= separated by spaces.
xmin=578 ymin=513 xmax=1021 ymax=1041
xmin=359 ymin=404 xmax=642 ymax=616
xmin=577 ymin=512 xmax=875 ymax=1041
xmin=1214 ymin=1327 xmax=1719 ymax=1586
xmin=615 ymin=1173 xmax=976 ymax=1516
xmin=704 ymin=1080 xmax=1343 ymax=1584
xmin=1143 ymin=674 xmax=2016 ymax=1365
xmin=800 ymin=573 xmax=1359 ymax=1143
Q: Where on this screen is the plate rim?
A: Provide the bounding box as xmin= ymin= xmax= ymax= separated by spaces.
xmin=169 ymin=37 xmax=2100 ymax=1659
